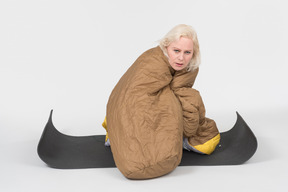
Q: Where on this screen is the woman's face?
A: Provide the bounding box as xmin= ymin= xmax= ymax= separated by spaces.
xmin=167 ymin=37 xmax=193 ymax=71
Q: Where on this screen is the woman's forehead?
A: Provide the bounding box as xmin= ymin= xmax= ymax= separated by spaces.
xmin=169 ymin=37 xmax=193 ymax=50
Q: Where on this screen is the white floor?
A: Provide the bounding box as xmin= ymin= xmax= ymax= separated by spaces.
xmin=1 ymin=108 xmax=287 ymax=192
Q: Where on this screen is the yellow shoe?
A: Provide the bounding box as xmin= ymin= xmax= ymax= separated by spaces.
xmin=183 ymin=134 xmax=220 ymax=155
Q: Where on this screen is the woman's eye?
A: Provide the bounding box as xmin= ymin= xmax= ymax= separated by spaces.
xmin=185 ymin=51 xmax=191 ymax=54
xmin=174 ymin=49 xmax=180 ymax=53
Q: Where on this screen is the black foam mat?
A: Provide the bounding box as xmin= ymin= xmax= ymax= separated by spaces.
xmin=37 ymin=110 xmax=257 ymax=169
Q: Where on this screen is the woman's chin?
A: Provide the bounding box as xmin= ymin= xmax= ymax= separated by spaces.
xmin=172 ymin=65 xmax=185 ymax=71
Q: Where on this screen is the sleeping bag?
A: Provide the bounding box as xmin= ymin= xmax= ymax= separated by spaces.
xmin=106 ymin=46 xmax=220 ymax=179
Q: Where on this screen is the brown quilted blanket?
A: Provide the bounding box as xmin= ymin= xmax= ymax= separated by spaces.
xmin=106 ymin=46 xmax=219 ymax=179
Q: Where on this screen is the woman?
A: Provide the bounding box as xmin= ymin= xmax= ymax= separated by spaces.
xmin=102 ymin=24 xmax=220 ymax=179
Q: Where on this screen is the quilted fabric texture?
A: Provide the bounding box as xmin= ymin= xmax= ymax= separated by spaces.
xmin=106 ymin=46 xmax=219 ymax=179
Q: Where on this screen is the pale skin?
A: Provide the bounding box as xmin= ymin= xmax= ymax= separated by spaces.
xmin=166 ymin=37 xmax=194 ymax=71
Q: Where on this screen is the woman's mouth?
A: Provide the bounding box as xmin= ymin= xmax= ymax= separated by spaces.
xmin=175 ymin=63 xmax=183 ymax=67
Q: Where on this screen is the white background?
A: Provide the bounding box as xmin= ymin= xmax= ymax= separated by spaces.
xmin=0 ymin=0 xmax=287 ymax=191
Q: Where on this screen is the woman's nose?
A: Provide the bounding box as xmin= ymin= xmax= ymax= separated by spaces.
xmin=178 ymin=53 xmax=184 ymax=61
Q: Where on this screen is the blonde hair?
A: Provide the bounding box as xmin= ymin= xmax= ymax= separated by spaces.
xmin=159 ymin=24 xmax=201 ymax=71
